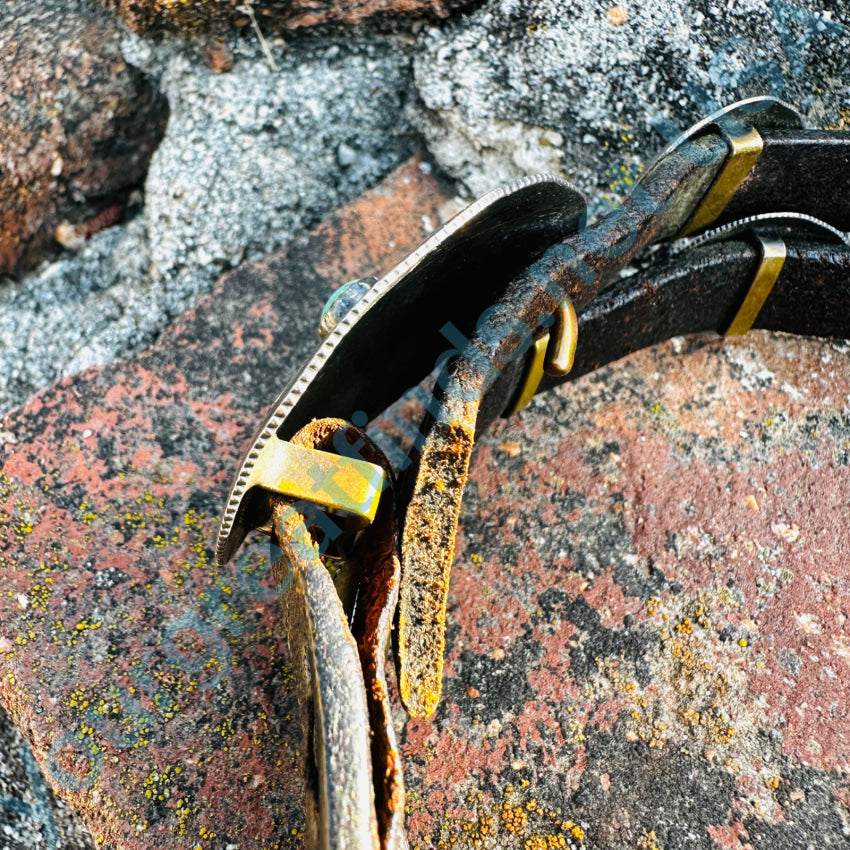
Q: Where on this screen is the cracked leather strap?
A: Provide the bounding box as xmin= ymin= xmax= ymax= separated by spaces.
xmin=391 ymin=133 xmax=738 ymax=717
xmin=386 ymin=126 xmax=759 ymax=715
xmin=716 ymin=130 xmax=850 ymax=232
xmin=561 ymin=129 xmax=850 ymax=304
xmin=271 ymin=419 xmax=405 ymax=850
xmin=390 ymin=139 xmax=725 ymax=710
xmin=396 ymin=360 xmax=484 ymax=718
xmin=391 ymin=119 xmax=850 ymax=720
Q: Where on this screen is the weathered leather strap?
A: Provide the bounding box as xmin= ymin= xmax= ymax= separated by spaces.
xmin=718 ymin=130 xmax=850 ymax=231
xmin=271 ymin=419 xmax=405 ymax=850
xmin=389 ymin=138 xmax=728 ymax=714
xmin=396 ymin=235 xmax=850 ymax=724
xmin=272 ymin=496 xmax=378 ymax=850
xmin=217 ymin=121 xmax=850 ymax=570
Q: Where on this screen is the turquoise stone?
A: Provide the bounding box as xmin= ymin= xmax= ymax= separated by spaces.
xmin=318 ymin=277 xmax=375 ymax=339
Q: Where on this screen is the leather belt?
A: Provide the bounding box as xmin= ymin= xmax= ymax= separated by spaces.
xmin=526 ymin=220 xmax=850 ymax=409
xmin=214 ymin=97 xmax=850 ymax=849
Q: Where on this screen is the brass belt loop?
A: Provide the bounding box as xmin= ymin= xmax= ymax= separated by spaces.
xmin=508 ymin=296 xmax=578 ymax=415
xmin=724 ymin=232 xmax=787 ymax=336
xmin=680 ymin=125 xmax=764 ymax=237
xmin=507 ymin=335 xmax=548 ymax=416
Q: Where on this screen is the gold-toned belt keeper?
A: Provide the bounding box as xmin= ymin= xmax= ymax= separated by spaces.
xmin=245 ymin=431 xmax=386 ymax=522
xmin=508 ymin=295 xmax=578 ymax=415
xmin=724 ymin=232 xmax=787 ymax=336
xmin=680 ymin=125 xmax=764 ymax=237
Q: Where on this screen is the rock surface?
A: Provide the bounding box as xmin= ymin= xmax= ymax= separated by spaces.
xmin=0 ymin=160 xmax=447 ymax=850
xmin=2 ymin=159 xmax=850 ymax=850
xmin=410 ymin=0 xmax=850 ymax=204
xmin=405 ymin=333 xmax=850 ymax=849
xmin=0 ymin=0 xmax=168 ymax=277
xmin=0 ymin=30 xmax=415 ymax=416
xmin=130 ymin=33 xmax=415 ymax=295
xmin=1 ymin=721 xmax=93 ymax=850
xmin=96 ymin=0 xmax=475 ymax=34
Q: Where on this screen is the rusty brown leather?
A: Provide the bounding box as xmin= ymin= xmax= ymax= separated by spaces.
xmin=396 ymin=361 xmax=483 ymax=718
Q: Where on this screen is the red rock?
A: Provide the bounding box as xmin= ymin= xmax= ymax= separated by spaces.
xmin=203 ymin=42 xmax=235 ymax=74
xmin=400 ymin=333 xmax=850 ymax=849
xmin=96 ymin=0 xmax=475 ymax=34
xmin=0 ymin=1 xmax=168 ymax=277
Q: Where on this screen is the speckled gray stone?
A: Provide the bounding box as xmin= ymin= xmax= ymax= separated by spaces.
xmin=410 ymin=0 xmax=850 ymax=205
xmin=0 ymin=719 xmax=93 ymax=850
xmin=131 ymin=34 xmax=415 ymax=284
xmin=0 ymin=30 xmax=415 ymax=416
xmin=0 ymin=218 xmax=151 ymax=415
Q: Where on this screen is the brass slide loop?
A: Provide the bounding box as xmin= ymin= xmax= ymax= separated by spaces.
xmin=508 ymin=296 xmax=578 ymax=415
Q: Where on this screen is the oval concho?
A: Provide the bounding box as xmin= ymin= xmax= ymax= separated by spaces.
xmin=216 ymin=173 xmax=588 ymax=565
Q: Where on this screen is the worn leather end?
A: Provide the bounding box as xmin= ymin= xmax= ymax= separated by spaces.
xmin=272 ymin=420 xmax=384 ymax=850
xmin=397 ymin=365 xmax=482 ymax=718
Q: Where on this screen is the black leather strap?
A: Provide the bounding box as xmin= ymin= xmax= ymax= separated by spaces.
xmin=542 ymin=238 xmax=850 ymax=390
xmin=456 ymin=132 xmax=850 ymax=365
xmin=469 ymin=237 xmax=850 ymax=429
xmin=718 ymin=130 xmax=850 ymax=232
